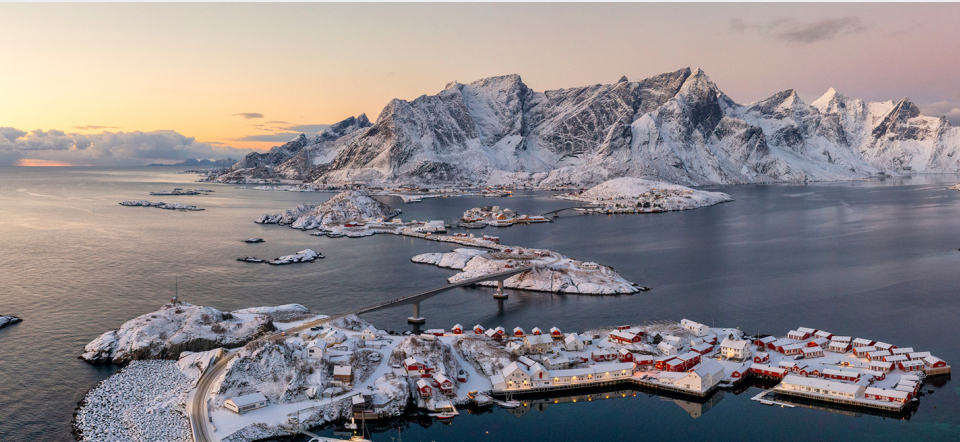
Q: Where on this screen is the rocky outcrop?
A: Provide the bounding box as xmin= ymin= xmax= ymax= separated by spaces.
xmin=0 ymin=315 xmax=22 ymax=329
xmin=79 ymin=303 xmax=290 ymax=364
xmin=256 ymin=189 xmax=400 ymax=229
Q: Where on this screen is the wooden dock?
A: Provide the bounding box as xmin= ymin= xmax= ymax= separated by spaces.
xmin=490 ymin=375 xmax=717 ymax=399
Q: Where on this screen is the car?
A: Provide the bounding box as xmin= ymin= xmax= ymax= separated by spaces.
xmin=280 ymin=332 xmax=287 ymax=336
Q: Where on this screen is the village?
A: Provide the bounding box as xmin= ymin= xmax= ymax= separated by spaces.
xmin=211 ymin=317 xmax=951 ymax=438
xmin=458 ymin=206 xmax=549 ymax=228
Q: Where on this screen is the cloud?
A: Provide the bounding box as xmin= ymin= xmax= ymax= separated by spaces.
xmin=731 ymin=16 xmax=866 ymax=44
xmin=233 ymin=132 xmax=306 ymax=142
xmin=0 ymin=126 xmax=256 ymax=166
xmin=232 ymin=113 xmax=264 ymax=119
xmin=233 ymin=122 xmax=330 ymax=142
xmin=72 ymin=125 xmax=119 ymax=130
xmin=920 ymin=100 xmax=960 ymax=126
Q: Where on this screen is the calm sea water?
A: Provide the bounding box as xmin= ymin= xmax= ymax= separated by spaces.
xmin=1 ymin=167 xmax=959 ymax=441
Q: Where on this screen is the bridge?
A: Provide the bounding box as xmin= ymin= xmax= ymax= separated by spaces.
xmin=541 ymin=204 xmax=602 ymax=217
xmin=357 ymin=264 xmax=535 ymax=323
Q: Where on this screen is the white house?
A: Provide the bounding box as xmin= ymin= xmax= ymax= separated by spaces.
xmin=361 ymin=328 xmax=380 ymax=341
xmin=504 ymin=341 xmax=523 ymax=355
xmin=524 ymin=334 xmax=555 ymax=354
xmin=224 ymin=393 xmax=268 ymax=415
xmin=720 ymin=337 xmax=751 ymax=360
xmin=305 ymin=342 xmax=324 ymax=359
xmin=779 ymin=375 xmax=865 ymax=400
xmin=544 ymin=355 xmax=572 ymax=370
xmin=665 ymin=360 xmax=724 ymax=393
xmin=322 ymin=330 xmax=347 ymax=346
xmin=500 ymin=361 xmax=533 ymax=390
xmin=658 ymin=342 xmax=678 ymax=356
xmin=681 ymin=319 xmax=709 ymax=337
xmin=564 ymin=333 xmax=585 ymax=352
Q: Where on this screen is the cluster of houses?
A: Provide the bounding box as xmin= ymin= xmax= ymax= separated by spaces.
xmin=460 ymin=206 xmax=548 ymax=227
xmin=752 ymin=327 xmax=948 ymax=376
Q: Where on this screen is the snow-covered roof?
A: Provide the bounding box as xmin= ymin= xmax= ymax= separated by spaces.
xmin=525 ymin=334 xmax=554 ymax=345
xmin=546 ymin=355 xmax=571 ymax=364
xmin=924 ymin=356 xmax=944 ymax=365
xmin=692 ymin=359 xmax=725 ymax=377
xmin=822 ymin=368 xmax=859 ymax=377
xmin=589 ymin=362 xmax=634 ymax=373
xmin=782 ymin=375 xmax=863 ymax=395
xmin=333 ymin=365 xmax=352 ymax=376
xmin=867 ymin=350 xmax=891 ymax=358
xmin=610 ymin=330 xmax=639 ymax=341
xmin=865 ymin=387 xmax=909 ymax=399
xmin=832 ymin=336 xmax=852 ymax=343
xmin=564 ymin=333 xmax=581 ymax=344
xmin=435 ymin=374 xmax=451 ymax=385
xmin=416 ymin=379 xmax=431 ymax=389
xmin=796 ymin=327 xmax=817 ymax=334
xmin=404 ymin=356 xmax=425 ymax=366
xmin=891 ymin=347 xmax=914 ymax=354
xmin=351 ymin=394 xmax=366 ymax=405
xmin=517 ymin=356 xmax=536 ymax=367
xmin=720 ymin=337 xmax=749 ymax=350
xmin=870 ymin=361 xmax=893 ymax=368
xmin=228 ymin=393 xmax=267 ymax=407
xmin=853 ymin=338 xmax=873 ymax=345
xmin=802 ymin=347 xmax=821 ymax=354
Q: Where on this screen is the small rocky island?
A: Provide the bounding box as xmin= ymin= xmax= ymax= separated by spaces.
xmin=256 ymin=189 xmax=401 ymax=229
xmin=119 ymin=200 xmax=204 ymax=211
xmin=554 ymin=177 xmax=733 ymax=213
xmin=0 ymin=315 xmax=22 ymax=329
xmin=149 ymin=188 xmax=213 ymax=196
xmin=412 ymin=248 xmax=640 ymax=294
xmin=237 ymin=249 xmax=322 ymax=265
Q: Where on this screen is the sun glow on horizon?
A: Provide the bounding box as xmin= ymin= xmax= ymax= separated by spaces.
xmin=15 ymin=159 xmax=74 ymax=167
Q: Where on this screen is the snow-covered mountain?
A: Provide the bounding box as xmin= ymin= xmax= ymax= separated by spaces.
xmin=216 ymin=68 xmax=960 ymax=186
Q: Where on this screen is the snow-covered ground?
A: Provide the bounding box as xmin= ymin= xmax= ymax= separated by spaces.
xmin=80 ymin=303 xmax=310 ymax=364
xmin=119 ymin=200 xmax=204 ymax=211
xmin=0 ymin=315 xmax=22 ymax=329
xmin=412 ymin=248 xmax=640 ymax=295
xmin=554 ymin=177 xmax=733 ymax=212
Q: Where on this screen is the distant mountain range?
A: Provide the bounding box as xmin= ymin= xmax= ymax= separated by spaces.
xmin=151 ymin=158 xmax=237 ymax=168
xmin=214 ymin=68 xmax=960 ymax=187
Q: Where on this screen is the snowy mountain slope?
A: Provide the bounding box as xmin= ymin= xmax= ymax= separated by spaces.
xmin=216 ymin=68 xmax=960 ymax=186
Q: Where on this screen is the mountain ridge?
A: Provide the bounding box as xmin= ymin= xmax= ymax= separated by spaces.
xmin=215 ymin=68 xmax=959 ymax=187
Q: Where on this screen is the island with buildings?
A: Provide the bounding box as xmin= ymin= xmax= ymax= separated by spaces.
xmin=74 ymin=300 xmax=950 ymax=442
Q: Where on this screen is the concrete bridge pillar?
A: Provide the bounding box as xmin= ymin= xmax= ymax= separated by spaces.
xmin=494 ymin=280 xmax=508 ymax=300
xmin=408 ymin=302 xmax=425 ymax=324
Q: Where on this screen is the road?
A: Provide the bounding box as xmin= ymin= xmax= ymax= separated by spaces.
xmin=188 ymin=252 xmax=558 ymax=441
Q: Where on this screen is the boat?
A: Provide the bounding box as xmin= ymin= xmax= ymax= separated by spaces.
xmin=433 ymin=412 xmax=457 ymax=419
xmin=344 ymin=417 xmax=358 ymax=430
xmin=499 ymin=399 xmax=521 ymax=408
xmin=244 ymin=238 xmax=265 ymax=243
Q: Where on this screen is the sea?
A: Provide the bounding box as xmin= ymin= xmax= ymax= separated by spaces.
xmin=1 ymin=167 xmax=958 ymax=442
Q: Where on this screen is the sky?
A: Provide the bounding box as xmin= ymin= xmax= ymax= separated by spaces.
xmin=2 ymin=2 xmax=959 ymax=166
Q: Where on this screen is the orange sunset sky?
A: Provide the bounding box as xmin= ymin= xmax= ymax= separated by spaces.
xmin=2 ymin=3 xmax=959 ymax=165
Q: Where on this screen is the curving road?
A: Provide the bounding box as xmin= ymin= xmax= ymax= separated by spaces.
xmin=188 ymin=253 xmax=558 ymax=441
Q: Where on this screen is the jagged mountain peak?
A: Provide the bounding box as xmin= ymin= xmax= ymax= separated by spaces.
xmin=216 ymin=67 xmax=960 ymax=187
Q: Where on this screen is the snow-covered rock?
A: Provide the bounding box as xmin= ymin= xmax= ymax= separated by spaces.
xmin=212 ymin=340 xmax=325 ymax=406
xmin=327 ymin=314 xmax=373 ymax=332
xmin=411 ymin=248 xmax=488 ymax=269
xmin=119 ymin=200 xmax=204 ymax=211
xmin=0 ymin=315 xmax=22 ymax=329
xmin=557 ymin=177 xmax=733 ymax=211
xmin=267 ymin=249 xmax=322 ymax=265
xmin=73 ymin=360 xmax=193 ymax=442
xmin=256 ymin=190 xmax=400 ymax=230
xmin=213 ymin=68 xmax=960 ymax=187
xmin=79 ymin=302 xmax=292 ymax=364
xmin=413 ymin=249 xmax=639 ymax=295
xmin=950 ymin=183 xmax=960 ymax=191
xmin=453 ymin=335 xmax=512 ymax=377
